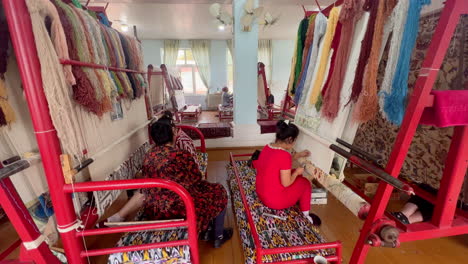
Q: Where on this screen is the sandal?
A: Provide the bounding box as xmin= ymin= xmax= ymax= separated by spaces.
xmin=391 ymin=212 xmax=410 ymax=225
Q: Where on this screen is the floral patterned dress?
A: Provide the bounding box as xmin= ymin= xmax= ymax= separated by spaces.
xmin=140 ymin=145 xmax=227 ymax=232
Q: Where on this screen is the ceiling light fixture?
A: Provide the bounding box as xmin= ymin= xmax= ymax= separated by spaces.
xmin=121 ymin=24 xmax=129 ymax=32
xmin=218 ymin=24 xmax=226 ymax=31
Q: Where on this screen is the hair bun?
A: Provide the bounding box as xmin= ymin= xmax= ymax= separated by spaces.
xmin=162 ymin=110 xmax=173 ymax=119
xmin=276 ymin=120 xmax=288 ymax=129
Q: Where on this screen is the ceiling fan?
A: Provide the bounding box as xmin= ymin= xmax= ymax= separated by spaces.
xmin=209 ymin=3 xmax=233 ymax=31
xmin=258 ymin=12 xmax=281 ymax=30
xmin=241 ymin=0 xmax=264 ymax=32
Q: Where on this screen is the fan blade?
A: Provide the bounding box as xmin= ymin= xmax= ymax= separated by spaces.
xmin=265 ymin=12 xmax=273 ymax=23
xmin=244 ymin=0 xmax=254 ymax=13
xmin=241 ymin=14 xmax=253 ymax=27
xmin=209 ymin=3 xmax=221 ymax=17
xmin=253 ymin=6 xmax=264 ymax=17
xmin=271 ymin=16 xmax=280 ymax=25
xmin=220 ymin=13 xmax=232 ymax=25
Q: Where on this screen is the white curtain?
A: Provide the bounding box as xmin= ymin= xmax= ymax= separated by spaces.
xmin=226 ymin=39 xmax=234 ymax=59
xmin=163 ymin=40 xmax=180 ymax=67
xmin=190 ymin=40 xmax=211 ymax=89
xmin=258 ymin=39 xmax=272 ymax=83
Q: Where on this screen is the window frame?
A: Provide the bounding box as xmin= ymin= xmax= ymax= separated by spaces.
xmin=176 ymin=49 xmax=206 ymax=95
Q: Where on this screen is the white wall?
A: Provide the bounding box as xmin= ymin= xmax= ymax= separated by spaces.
xmin=210 ymin=40 xmax=228 ymax=93
xmin=271 ymin=40 xmax=295 ymax=103
xmin=141 ymin=39 xmax=163 ymax=67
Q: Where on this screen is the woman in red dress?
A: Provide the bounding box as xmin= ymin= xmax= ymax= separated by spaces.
xmin=107 ymin=115 xmax=232 ymax=248
xmin=255 ymin=120 xmax=321 ymax=225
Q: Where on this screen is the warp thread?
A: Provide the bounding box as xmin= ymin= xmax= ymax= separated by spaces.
xmin=383 ymin=0 xmax=431 ymax=125
xmin=321 ymin=0 xmax=365 ymax=121
xmin=353 ymin=0 xmax=398 ymax=122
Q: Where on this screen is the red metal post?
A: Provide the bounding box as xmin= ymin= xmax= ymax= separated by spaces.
xmin=431 ymin=126 xmax=468 ymax=227
xmin=2 ymin=0 xmax=86 ymax=263
xmin=349 ymin=1 xmax=468 ymax=263
xmin=0 ymin=177 xmax=58 ymax=264
xmin=63 ymin=179 xmax=199 ymax=264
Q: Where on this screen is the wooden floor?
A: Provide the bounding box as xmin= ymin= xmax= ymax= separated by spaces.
xmin=1 ymin=149 xmax=467 ymax=263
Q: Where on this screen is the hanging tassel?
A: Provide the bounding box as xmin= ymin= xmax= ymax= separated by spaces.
xmin=353 ymin=0 xmax=397 ymax=122
xmin=347 ymin=0 xmax=380 ymax=104
xmin=321 ymin=0 xmax=365 ymax=121
xmin=308 ymin=7 xmax=341 ymax=105
xmin=0 ymin=70 xmax=16 ymax=127
xmin=383 ymin=0 xmax=431 ymax=125
xmin=378 ymin=0 xmax=411 ymax=119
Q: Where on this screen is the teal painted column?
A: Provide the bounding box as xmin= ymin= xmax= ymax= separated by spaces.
xmin=233 ymin=0 xmax=258 ymax=125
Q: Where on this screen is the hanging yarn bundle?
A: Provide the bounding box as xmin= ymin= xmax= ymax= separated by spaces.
xmin=53 ymin=0 xmax=104 ymax=116
xmin=287 ymin=17 xmax=309 ymax=95
xmin=353 ymin=0 xmax=398 ymax=122
xmin=25 ymin=0 xmax=86 ymax=160
xmin=291 ymin=18 xmax=310 ymax=94
xmin=382 ymin=0 xmax=431 ymax=125
xmin=293 ymin=14 xmax=317 ymax=105
xmin=296 ymin=13 xmax=328 ymax=106
xmin=378 ymin=0 xmax=410 ymax=120
xmin=308 ymin=7 xmax=341 ymax=106
xmin=0 ymin=79 xmax=15 ymax=127
xmin=0 ymin=19 xmax=9 ymax=79
xmin=347 ymin=0 xmax=380 ymax=104
xmin=321 ymin=0 xmax=365 ymax=121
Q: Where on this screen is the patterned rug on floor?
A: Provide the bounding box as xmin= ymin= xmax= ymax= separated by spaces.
xmin=227 ymin=160 xmax=334 ymax=264
xmin=181 ymin=122 xmax=232 ymax=139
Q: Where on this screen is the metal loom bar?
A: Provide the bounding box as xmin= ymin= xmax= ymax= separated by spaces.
xmin=78 ymin=220 xmax=187 ymax=237
xmin=59 ymin=59 xmax=146 ymax=74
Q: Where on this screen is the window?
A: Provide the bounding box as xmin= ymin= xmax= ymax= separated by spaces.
xmin=176 ymin=49 xmax=207 ymax=95
xmin=227 ymin=49 xmax=233 ymax=90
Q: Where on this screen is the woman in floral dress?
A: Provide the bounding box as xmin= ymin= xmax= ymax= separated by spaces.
xmin=106 ymin=116 xmax=232 ymax=248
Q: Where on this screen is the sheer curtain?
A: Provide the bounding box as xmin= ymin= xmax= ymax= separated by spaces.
xmin=226 ymin=39 xmax=234 ymax=59
xmin=258 ymin=39 xmax=272 ymax=83
xmin=163 ymin=40 xmax=180 ymax=67
xmin=190 ymin=40 xmax=211 ymax=89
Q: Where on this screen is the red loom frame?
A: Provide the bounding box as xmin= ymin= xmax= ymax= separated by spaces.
xmin=146 ymin=64 xmax=166 ymax=116
xmin=229 ymin=153 xmax=342 ymax=264
xmin=160 ymin=64 xmax=201 ymax=122
xmin=257 ymin=62 xmax=283 ymax=121
xmin=1 ymin=0 xmax=200 ymax=263
xmin=348 ymin=0 xmax=468 ymax=263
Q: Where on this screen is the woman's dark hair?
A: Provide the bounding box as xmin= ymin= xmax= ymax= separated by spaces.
xmin=151 ymin=111 xmax=175 ymax=146
xmin=275 ymin=120 xmax=299 ymax=143
xmin=157 ymin=111 xmax=175 ymax=127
